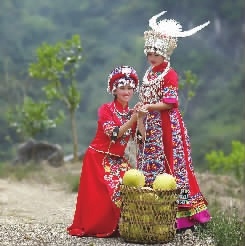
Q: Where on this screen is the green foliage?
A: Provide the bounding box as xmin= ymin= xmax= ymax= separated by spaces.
xmin=179 ymin=70 xmax=198 ymax=115
xmin=29 ymin=35 xmax=83 ymax=161
xmin=0 ymin=1 xmax=243 ymax=163
xmin=7 ymin=96 xmax=64 ymax=139
xmin=197 ymin=207 xmax=245 ymax=246
xmin=205 ymin=141 xmax=245 ymax=182
xmin=29 ymin=34 xmax=82 ymax=111
xmin=70 ymin=176 xmax=80 ymax=193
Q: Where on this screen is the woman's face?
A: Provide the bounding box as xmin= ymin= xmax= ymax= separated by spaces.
xmin=147 ymin=52 xmax=165 ymax=67
xmin=114 ymin=84 xmax=134 ymax=106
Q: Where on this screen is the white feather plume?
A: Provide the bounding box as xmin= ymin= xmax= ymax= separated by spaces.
xmin=157 ymin=19 xmax=183 ymax=36
xmin=175 ymin=21 xmax=210 ymax=37
xmin=149 ymin=11 xmax=167 ymax=30
xmin=148 ymin=11 xmax=210 ymax=38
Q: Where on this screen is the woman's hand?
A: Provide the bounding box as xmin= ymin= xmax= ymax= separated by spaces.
xmin=130 ymin=108 xmax=138 ymax=122
xmin=137 ymin=108 xmax=148 ymax=119
xmin=139 ymin=104 xmax=150 ymax=113
xmin=134 ymin=102 xmax=144 ymax=112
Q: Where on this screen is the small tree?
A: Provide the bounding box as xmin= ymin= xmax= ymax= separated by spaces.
xmin=179 ymin=70 xmax=198 ymax=116
xmin=7 ymin=96 xmax=64 ymax=140
xmin=29 ymin=35 xmax=82 ymax=161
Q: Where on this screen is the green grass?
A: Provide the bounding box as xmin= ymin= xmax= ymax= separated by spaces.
xmin=0 ymin=161 xmax=80 ymax=192
xmin=0 ymin=162 xmax=41 ymax=181
xmin=53 ymin=172 xmax=80 ymax=192
xmin=197 ymin=206 xmax=245 ymax=246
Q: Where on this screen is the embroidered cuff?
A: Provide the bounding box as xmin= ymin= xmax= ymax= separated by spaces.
xmin=111 ymin=126 xmax=119 ymax=143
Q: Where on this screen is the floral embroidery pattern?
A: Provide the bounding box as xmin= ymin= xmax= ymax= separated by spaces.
xmin=103 ymin=156 xmax=130 ymax=207
xmin=137 ymin=111 xmax=165 ymax=185
xmin=103 ymin=121 xmax=115 ymax=137
xmin=169 ymin=110 xmax=189 ymax=189
xmin=102 ymin=104 xmax=133 ymax=206
xmin=163 ymin=84 xmax=178 ymax=101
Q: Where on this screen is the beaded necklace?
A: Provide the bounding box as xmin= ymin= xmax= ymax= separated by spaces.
xmin=139 ymin=62 xmax=170 ymax=103
xmin=113 ymin=102 xmax=131 ymax=136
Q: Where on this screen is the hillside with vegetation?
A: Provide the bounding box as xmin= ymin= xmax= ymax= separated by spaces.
xmin=0 ymin=0 xmax=244 ymax=168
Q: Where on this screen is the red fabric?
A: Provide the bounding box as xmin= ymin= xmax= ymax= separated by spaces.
xmin=161 ymin=109 xmax=201 ymax=208
xmin=90 ymin=101 xmax=131 ymax=156
xmin=154 ymin=62 xmax=208 ymax=209
xmin=67 ymin=99 xmax=134 ymax=237
xmin=67 ymin=149 xmax=120 ymax=237
xmin=161 ymin=70 xmax=179 ymax=108
xmin=138 ymin=62 xmax=211 ymax=229
xmin=161 ymin=111 xmax=174 ymax=174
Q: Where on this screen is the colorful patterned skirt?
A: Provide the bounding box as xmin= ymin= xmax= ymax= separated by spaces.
xmin=137 ymin=109 xmax=211 ymax=229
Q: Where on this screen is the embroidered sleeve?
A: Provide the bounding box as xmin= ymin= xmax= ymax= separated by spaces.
xmin=162 ymin=69 xmax=179 ymax=108
xmin=98 ymin=104 xmax=119 ymax=138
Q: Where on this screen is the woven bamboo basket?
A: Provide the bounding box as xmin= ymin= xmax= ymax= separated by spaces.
xmin=119 ymin=185 xmax=179 ymax=244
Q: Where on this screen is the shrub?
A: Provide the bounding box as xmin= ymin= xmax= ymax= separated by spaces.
xmin=205 ymin=141 xmax=245 ymax=182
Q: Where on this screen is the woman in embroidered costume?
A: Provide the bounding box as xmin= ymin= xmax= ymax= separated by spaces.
xmin=67 ymin=65 xmax=146 ymax=237
xmin=137 ymin=11 xmax=211 ymax=231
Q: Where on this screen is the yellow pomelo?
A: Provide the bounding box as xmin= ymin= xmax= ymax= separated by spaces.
xmin=153 ymin=173 xmax=177 ymax=191
xmin=127 ymin=203 xmax=137 ymax=211
xmin=154 ymin=225 xmax=169 ymax=234
xmin=140 ymin=214 xmax=151 ymax=223
xmin=157 ymin=204 xmax=172 ymax=213
xmin=122 ymin=169 xmax=145 ymax=188
xmin=138 ymin=188 xmax=160 ymax=202
xmin=122 ymin=211 xmax=131 ymax=220
xmin=136 ymin=187 xmax=154 ymax=201
xmin=130 ymin=224 xmax=142 ymax=238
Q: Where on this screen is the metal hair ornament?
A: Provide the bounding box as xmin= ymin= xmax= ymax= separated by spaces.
xmin=144 ymin=11 xmax=210 ymax=59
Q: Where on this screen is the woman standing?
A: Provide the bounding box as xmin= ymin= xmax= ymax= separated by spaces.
xmin=67 ymin=65 xmax=145 ymax=237
xmin=137 ymin=11 xmax=211 ymax=232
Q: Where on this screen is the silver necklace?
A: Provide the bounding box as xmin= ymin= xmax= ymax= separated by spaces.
xmin=139 ymin=62 xmax=171 ymax=103
xmin=142 ymin=61 xmax=170 ymax=85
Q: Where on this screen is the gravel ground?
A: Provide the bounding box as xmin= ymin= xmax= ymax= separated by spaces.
xmin=0 ymin=221 xmax=214 ymax=246
xmin=0 ymin=179 xmax=214 ymax=246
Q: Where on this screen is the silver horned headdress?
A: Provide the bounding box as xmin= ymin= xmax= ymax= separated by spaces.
xmin=144 ymin=11 xmax=210 ymax=59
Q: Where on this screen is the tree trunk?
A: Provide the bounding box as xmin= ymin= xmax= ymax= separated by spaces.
xmin=70 ymin=110 xmax=78 ymax=162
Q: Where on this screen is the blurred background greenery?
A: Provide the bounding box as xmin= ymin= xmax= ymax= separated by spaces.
xmin=0 ymin=0 xmax=244 ymax=169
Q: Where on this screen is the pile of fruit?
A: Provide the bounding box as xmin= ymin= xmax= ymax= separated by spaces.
xmin=122 ymin=168 xmax=177 ymax=190
xmin=119 ymin=169 xmax=179 ymax=244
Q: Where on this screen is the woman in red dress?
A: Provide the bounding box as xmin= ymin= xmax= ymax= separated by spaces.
xmin=137 ymin=11 xmax=211 ymax=232
xmin=67 ymin=65 xmax=145 ymax=237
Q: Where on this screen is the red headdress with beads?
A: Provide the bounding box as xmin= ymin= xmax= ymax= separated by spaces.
xmin=107 ymin=65 xmax=139 ymax=94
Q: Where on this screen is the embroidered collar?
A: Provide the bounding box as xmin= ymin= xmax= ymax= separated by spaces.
xmin=114 ymin=99 xmax=129 ymax=113
xmin=152 ymin=61 xmax=169 ymax=73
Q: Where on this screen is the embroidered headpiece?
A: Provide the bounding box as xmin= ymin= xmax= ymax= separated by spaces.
xmin=144 ymin=11 xmax=210 ymax=59
xmin=107 ymin=65 xmax=139 ymax=93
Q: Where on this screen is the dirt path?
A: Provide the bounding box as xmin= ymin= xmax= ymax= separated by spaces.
xmin=0 ymin=179 xmax=75 ymax=225
xmin=1 ymin=179 xmax=171 ymax=246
